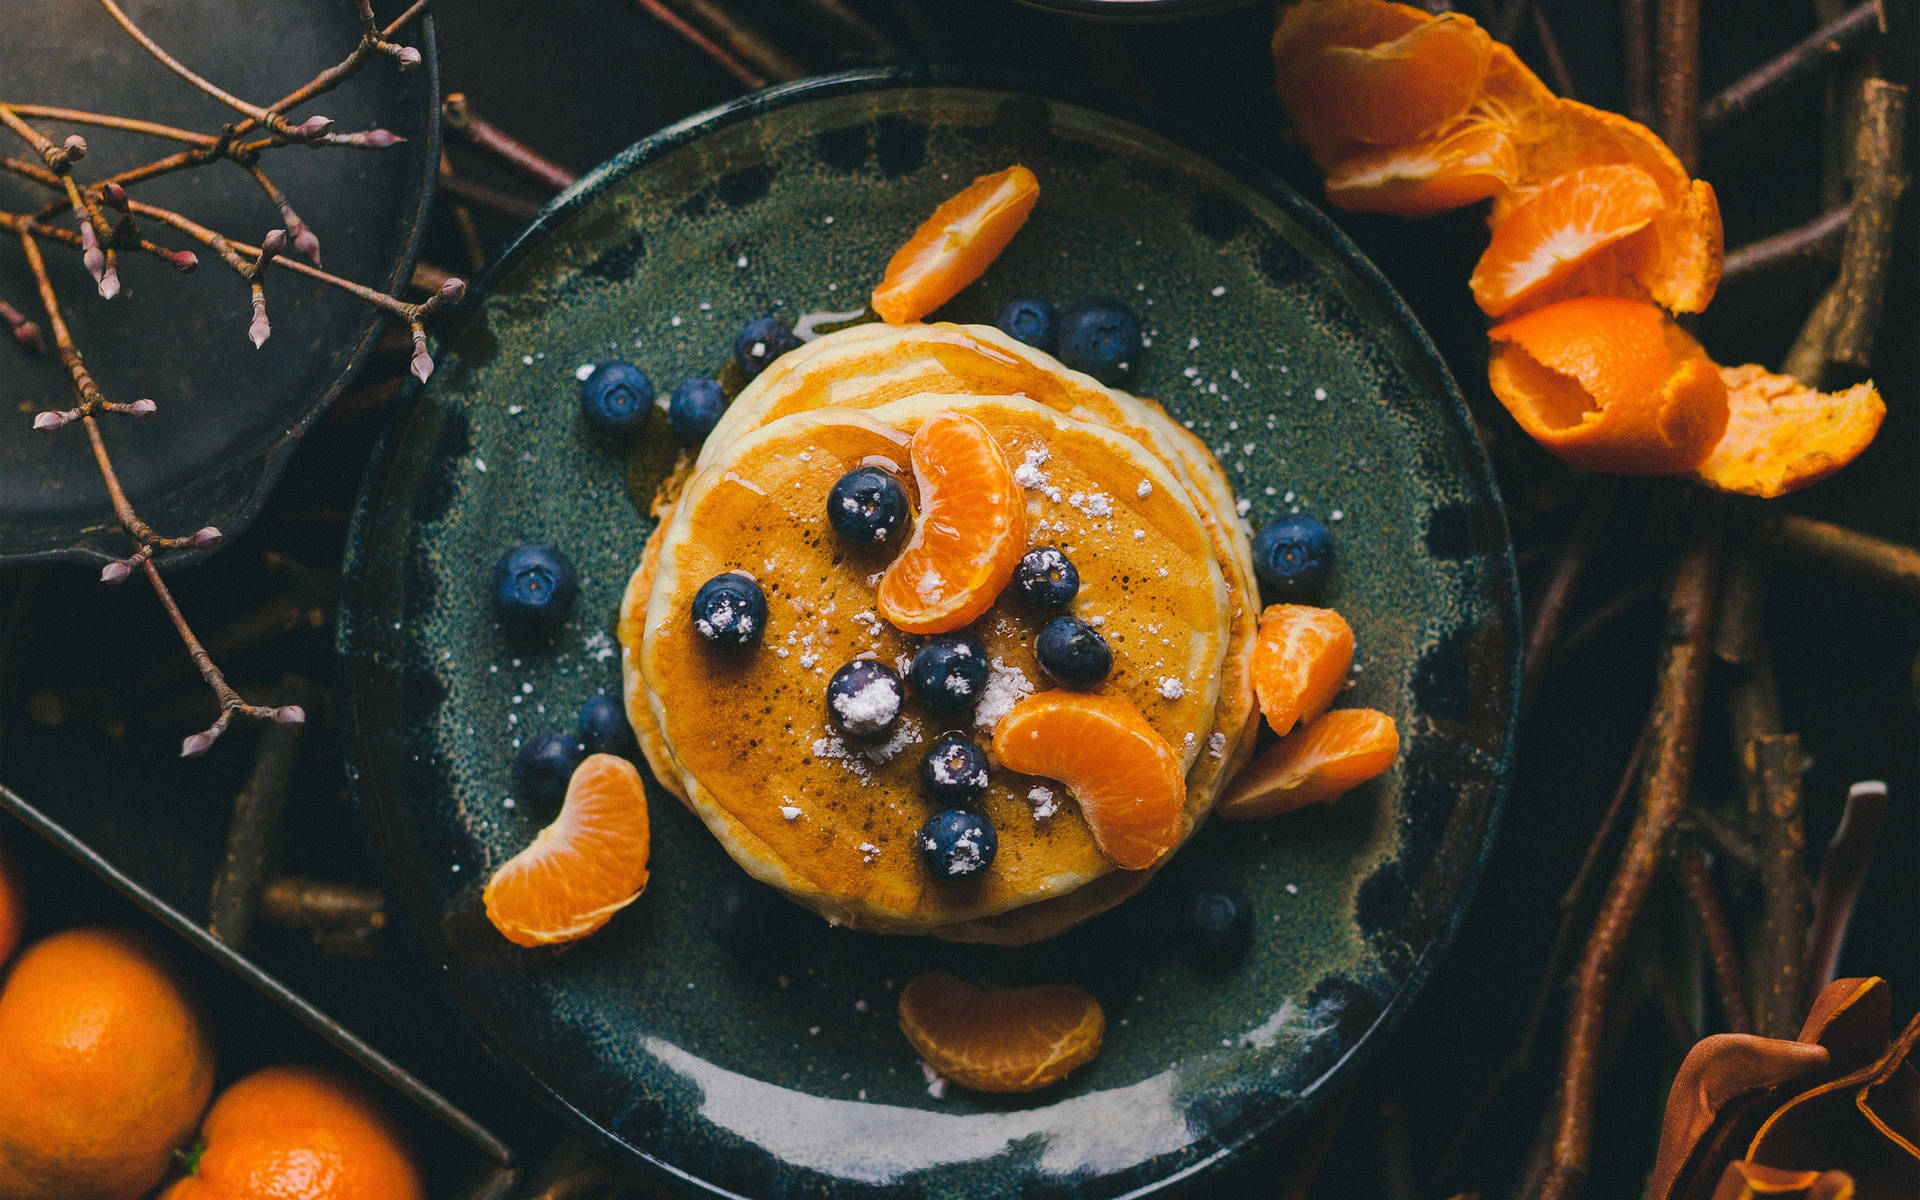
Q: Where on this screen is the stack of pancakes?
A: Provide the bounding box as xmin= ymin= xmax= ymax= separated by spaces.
xmin=618 ymin=322 xmax=1259 ymax=945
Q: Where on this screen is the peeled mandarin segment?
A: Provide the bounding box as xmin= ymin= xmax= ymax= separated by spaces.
xmin=1272 ymin=0 xmax=1433 ymax=165
xmin=1216 ymin=708 xmax=1401 ymax=819
xmin=1487 ymin=296 xmax=1729 ymax=475
xmin=871 ymin=165 xmax=1040 ymax=325
xmin=990 ymin=691 xmax=1187 ymax=871
xmin=1694 ymin=364 xmax=1886 ymax=498
xmin=897 ymin=971 xmax=1105 ymax=1093
xmin=483 ymin=753 xmax=650 ymax=948
xmin=1469 ymin=162 xmax=1667 ymax=318
xmin=1250 ymin=604 xmax=1355 ymax=737
xmin=877 ymin=410 xmax=1026 ymax=635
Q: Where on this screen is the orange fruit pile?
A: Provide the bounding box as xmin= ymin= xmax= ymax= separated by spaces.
xmin=897 ymin=970 xmax=1105 ymax=1093
xmin=161 ymin=1065 xmax=425 ymax=1200
xmin=872 ymin=165 xmax=1040 ymax=325
xmin=877 ymin=409 xmax=1028 ymax=635
xmin=1222 ymin=602 xmax=1398 ymax=818
xmin=1272 ymin=0 xmax=1883 ymax=495
xmin=483 ymin=752 xmax=652 ymax=947
xmin=991 ymin=691 xmax=1188 ymax=871
xmin=0 ymin=927 xmax=216 ymax=1200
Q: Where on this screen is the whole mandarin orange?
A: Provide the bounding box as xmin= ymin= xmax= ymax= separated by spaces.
xmin=0 ymin=927 xmax=216 ymax=1200
xmin=0 ymin=836 xmax=24 ymax=965
xmin=159 ymin=1064 xmax=426 ymax=1200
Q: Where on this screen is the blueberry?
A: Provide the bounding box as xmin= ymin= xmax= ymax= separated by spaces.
xmin=1057 ymin=298 xmax=1143 ymax=382
xmin=1177 ymin=887 xmax=1253 ymax=972
xmin=514 ymin=731 xmax=584 ymax=806
xmin=1035 ymin=615 xmax=1111 ymax=687
xmin=691 ymin=572 xmax=767 ymax=647
xmin=1252 ymin=513 xmax=1334 ymax=601
xmin=576 ymin=693 xmax=635 ymax=758
xmin=668 ymin=377 xmax=727 ymax=447
xmin=733 ymin=316 xmax=801 ymax=378
xmin=827 ymin=467 xmax=910 ymax=547
xmin=920 ymin=732 xmax=991 ymax=806
xmin=825 ymin=658 xmax=904 ymax=738
xmin=579 ymin=361 xmax=654 ymax=436
xmin=996 ymin=296 xmax=1058 ymax=352
xmin=1013 ymin=546 xmax=1080 ymax=609
xmin=491 ymin=543 xmax=578 ymax=628
xmin=907 ymin=634 xmax=989 ymax=713
xmin=918 ymin=808 xmax=997 ymax=880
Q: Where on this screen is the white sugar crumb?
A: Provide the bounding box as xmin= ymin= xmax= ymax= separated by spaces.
xmin=1014 ymin=446 xmax=1062 ymax=501
xmin=974 ymin=657 xmax=1035 ymax=730
xmin=830 ymin=677 xmax=901 ymax=727
xmin=1137 ymin=479 xmax=1153 ymax=498
xmin=1157 ymin=677 xmax=1186 ymax=700
xmin=1158 ymin=566 xmax=1169 ymax=577
xmin=1286 ymin=883 xmax=1300 ymax=896
xmin=921 ymin=1061 xmax=949 ymax=1100
xmin=1236 ymin=497 xmax=1253 ymax=517
xmin=780 ymin=804 xmax=803 ymax=821
xmin=507 ymin=404 xmax=524 ymax=415
xmin=583 ymin=630 xmax=615 ymax=663
xmin=858 ymin=842 xmax=880 ymax=864
xmin=736 ymin=254 xmax=749 ymax=268
xmin=574 ymin=363 xmax=596 ymax=381
xmin=1210 ymin=285 xmax=1227 ymax=297
xmin=1330 ymin=509 xmax=1345 ymax=521
xmin=1187 ymin=336 xmax=1201 ymax=350
xmin=1134 ymin=529 xmax=1147 ymax=541
xmin=472 ymin=457 xmax=487 ymax=473
xmin=913 ymin=566 xmax=944 ymax=601
xmin=1314 ymin=386 xmax=1328 ymax=401
xmin=1027 ymin=784 xmax=1059 ymax=819
xmin=1183 ymin=732 xmax=1197 ymax=751
xmin=863 ymin=717 xmax=920 ymax=766
xmin=1208 ymin=731 xmax=1228 ymax=758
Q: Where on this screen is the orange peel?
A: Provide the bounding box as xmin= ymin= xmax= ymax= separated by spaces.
xmin=1693 ymin=364 xmax=1885 ymax=498
xmin=1486 ymin=296 xmax=1729 ymax=475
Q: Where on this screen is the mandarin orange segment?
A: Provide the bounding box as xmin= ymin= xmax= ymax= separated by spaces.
xmin=1470 ymin=163 xmax=1666 ymax=318
xmin=877 ymin=410 xmax=1026 ymax=635
xmin=898 ymin=971 xmax=1105 ymax=1094
xmin=871 ymin=165 xmax=1040 ymax=325
xmin=1324 ymin=119 xmax=1520 ymax=216
xmin=1693 ymin=364 xmax=1886 ymax=498
xmin=1217 ymin=708 xmax=1400 ymax=819
xmin=990 ymin=691 xmax=1186 ymax=871
xmin=1251 ymin=604 xmax=1355 ymax=737
xmin=1487 ymin=296 xmax=1729 ymax=474
xmin=483 ymin=753 xmax=651 ymax=948
xmin=1272 ymin=0 xmax=1436 ymax=164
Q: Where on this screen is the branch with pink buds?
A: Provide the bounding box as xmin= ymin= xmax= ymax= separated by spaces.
xmin=0 ymin=0 xmax=444 ymax=756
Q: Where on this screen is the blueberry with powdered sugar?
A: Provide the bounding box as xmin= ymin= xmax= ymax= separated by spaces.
xmin=918 ymin=808 xmax=997 ymax=881
xmin=907 ymin=633 xmax=989 ymax=714
xmin=825 ymin=658 xmax=904 ymax=738
xmin=919 ymin=732 xmax=990 ymax=806
xmin=827 ymin=466 xmax=910 ymax=547
xmin=690 ymin=572 xmax=766 ymax=648
xmin=1013 ymin=546 xmax=1079 ymax=609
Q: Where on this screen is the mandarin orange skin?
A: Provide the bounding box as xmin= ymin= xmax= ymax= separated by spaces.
xmin=159 ymin=1064 xmax=426 ymax=1200
xmin=0 ymin=927 xmax=216 ymax=1200
xmin=0 ymin=836 xmax=24 ymax=965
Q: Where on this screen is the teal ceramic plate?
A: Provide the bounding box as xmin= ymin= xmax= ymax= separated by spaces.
xmin=341 ymin=68 xmax=1518 ymax=1199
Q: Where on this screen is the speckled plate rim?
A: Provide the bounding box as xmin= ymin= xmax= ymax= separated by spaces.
xmin=0 ymin=11 xmax=441 ymax=571
xmin=342 ymin=65 xmax=1521 ymax=1198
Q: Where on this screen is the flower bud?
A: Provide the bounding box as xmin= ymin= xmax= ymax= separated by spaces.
xmin=273 ymin=705 xmax=307 ymax=725
xmin=180 ymin=730 xmax=214 ymax=757
xmin=100 ymin=560 xmax=131 ymax=584
xmin=61 ymin=134 xmax=86 ymax=162
xmin=127 ymin=398 xmax=157 ymax=416
xmin=193 ymin=526 xmax=222 ymax=547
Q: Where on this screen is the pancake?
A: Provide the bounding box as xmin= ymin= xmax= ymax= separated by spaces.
xmin=638 ymin=396 xmax=1230 ymax=934
xmin=701 ymin=321 xmax=1261 ymax=820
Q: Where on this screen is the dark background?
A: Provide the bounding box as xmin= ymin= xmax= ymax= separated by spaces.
xmin=1 ymin=2 xmax=1913 ymax=1197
